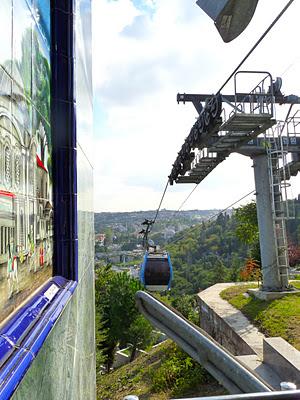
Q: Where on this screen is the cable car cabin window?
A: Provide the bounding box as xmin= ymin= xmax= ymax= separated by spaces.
xmin=144 ymin=257 xmax=171 ymax=286
xmin=0 ymin=0 xmax=53 ymax=324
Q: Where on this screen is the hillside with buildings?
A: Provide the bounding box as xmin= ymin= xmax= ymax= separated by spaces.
xmin=95 ymin=209 xmax=222 ymax=234
xmin=94 ymin=209 xmax=223 ymax=266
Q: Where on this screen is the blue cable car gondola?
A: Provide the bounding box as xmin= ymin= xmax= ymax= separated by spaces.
xmin=140 ymin=250 xmax=173 ymax=292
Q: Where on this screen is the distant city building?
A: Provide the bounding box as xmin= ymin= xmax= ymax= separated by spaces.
xmin=163 ymin=228 xmax=176 ymax=239
xmin=95 ymin=233 xmax=106 ymax=245
xmin=115 ymin=224 xmax=127 ymax=232
xmin=128 ymin=265 xmax=140 ymax=279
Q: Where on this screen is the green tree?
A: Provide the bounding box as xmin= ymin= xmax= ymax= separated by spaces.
xmin=229 ymin=255 xmax=242 ymax=282
xmin=235 ymin=201 xmax=258 ymax=245
xmin=126 ymin=315 xmax=153 ymax=361
xmin=212 ymin=257 xmax=228 ymax=284
xmin=234 ymin=202 xmax=262 ymax=285
xmin=107 ymin=272 xmax=141 ymax=347
xmin=103 ymin=228 xmax=113 ymax=246
xmin=171 ymin=295 xmax=199 ymax=324
xmin=95 ymin=267 xmax=153 ymax=371
xmin=235 ymin=201 xmax=261 ymax=264
xmin=95 ymin=311 xmax=108 ymax=371
xmin=95 ymin=266 xmax=116 ymax=372
xmin=121 ymin=239 xmax=137 ymax=251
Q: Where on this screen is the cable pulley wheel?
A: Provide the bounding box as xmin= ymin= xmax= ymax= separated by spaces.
xmin=193 ymin=126 xmax=199 ymax=142
xmin=209 ymin=96 xmax=219 ymax=119
xmin=197 ymin=114 xmax=204 ymax=132
xmin=203 ymin=110 xmax=210 ymax=127
xmin=188 ymin=132 xmax=194 ymax=145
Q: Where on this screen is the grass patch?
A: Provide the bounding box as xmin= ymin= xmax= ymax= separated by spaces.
xmin=97 ymin=341 xmax=226 ymax=400
xmin=292 ymin=280 xmax=300 ymax=289
xmin=220 ymin=283 xmax=300 ymax=350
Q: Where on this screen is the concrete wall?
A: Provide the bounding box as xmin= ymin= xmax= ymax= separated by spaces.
xmin=199 ymin=297 xmax=255 ymax=356
xmin=198 ymin=283 xmax=266 ymax=356
xmin=113 ymin=348 xmax=149 ymax=369
xmin=113 ymin=350 xmax=130 ymax=369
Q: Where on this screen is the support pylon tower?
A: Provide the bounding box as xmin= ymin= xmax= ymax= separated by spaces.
xmin=265 ymin=128 xmax=293 ymax=289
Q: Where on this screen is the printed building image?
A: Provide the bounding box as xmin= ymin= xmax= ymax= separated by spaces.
xmin=0 ymin=1 xmax=95 ymax=399
xmin=0 ymin=65 xmax=53 ymax=313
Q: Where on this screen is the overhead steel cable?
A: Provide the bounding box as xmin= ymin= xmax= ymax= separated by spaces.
xmin=217 ymin=0 xmax=295 ymax=94
xmin=281 ymin=55 xmax=300 ymax=78
xmin=280 ymin=104 xmax=294 ymax=135
xmin=140 ymin=180 xmax=169 ymax=249
xmin=153 ymin=180 xmax=169 ymax=225
xmin=205 ymin=189 xmax=256 ymax=223
xmin=168 ymin=189 xmax=256 ymax=245
xmin=152 ymin=180 xmax=169 ymax=225
xmin=172 ymin=183 xmax=200 ymax=218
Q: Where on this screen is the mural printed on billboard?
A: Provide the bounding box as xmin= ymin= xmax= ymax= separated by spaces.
xmin=0 ymin=0 xmax=52 ymax=323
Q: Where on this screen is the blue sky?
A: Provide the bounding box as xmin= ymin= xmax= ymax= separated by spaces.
xmin=92 ymin=0 xmax=300 ymax=212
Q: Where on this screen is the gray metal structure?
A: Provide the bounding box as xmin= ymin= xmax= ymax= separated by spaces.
xmin=173 ymin=73 xmax=298 ymax=184
xmin=252 ymin=154 xmax=288 ymax=290
xmin=170 ymin=71 xmax=300 ymax=291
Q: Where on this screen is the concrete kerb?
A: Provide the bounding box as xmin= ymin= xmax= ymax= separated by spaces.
xmin=198 ymin=282 xmax=300 ymax=389
xmin=248 ymin=287 xmax=300 ymax=301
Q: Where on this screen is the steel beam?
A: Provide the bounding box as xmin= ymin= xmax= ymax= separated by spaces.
xmin=177 ymin=93 xmax=300 ymax=108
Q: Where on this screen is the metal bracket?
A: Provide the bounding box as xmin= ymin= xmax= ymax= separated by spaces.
xmin=177 ymin=93 xmax=203 ymax=114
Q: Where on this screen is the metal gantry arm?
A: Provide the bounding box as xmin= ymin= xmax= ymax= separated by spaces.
xmin=177 ymin=92 xmax=300 ymax=113
xmin=171 ymin=72 xmax=300 ymax=187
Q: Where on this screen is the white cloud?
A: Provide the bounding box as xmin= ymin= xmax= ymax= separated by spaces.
xmin=92 ymin=0 xmax=300 ymax=212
